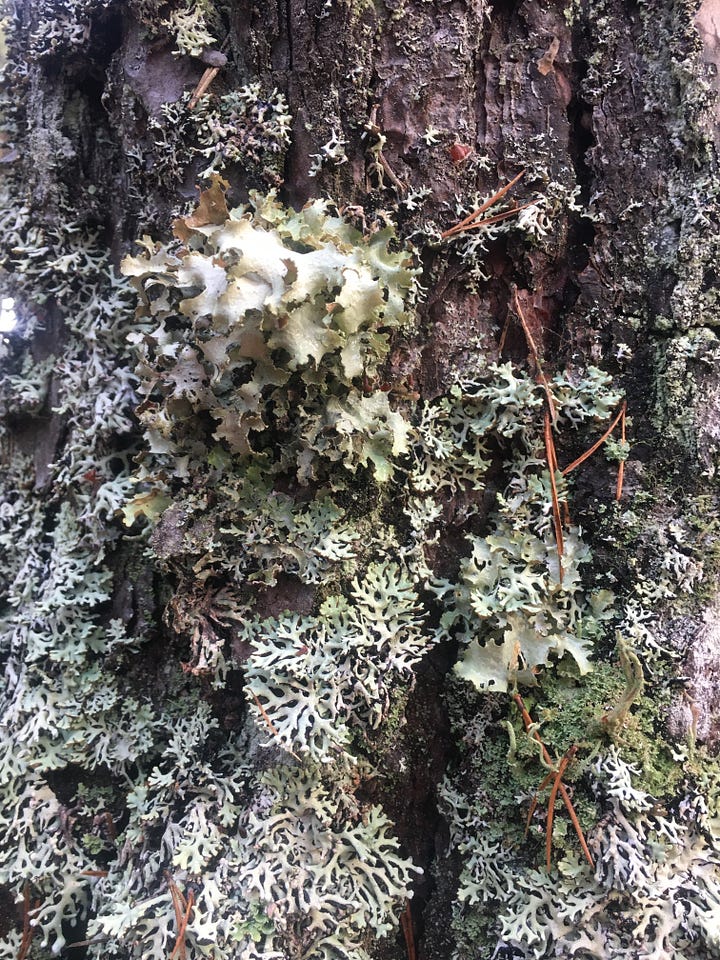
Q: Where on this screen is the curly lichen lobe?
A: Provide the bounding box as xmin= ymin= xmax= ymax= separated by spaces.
xmin=122 ymin=177 xmax=418 ymax=487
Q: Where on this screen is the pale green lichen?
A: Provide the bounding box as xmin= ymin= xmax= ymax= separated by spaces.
xmin=0 ymin=160 xmax=676 ymax=960
xmin=443 ymin=710 xmax=720 ymax=960
xmin=163 ymin=2 xmax=217 ymax=57
xmin=2 ymin=4 xmax=718 ymax=949
xmin=492 ymin=749 xmax=720 ymax=959
xmin=128 ymin=0 xmax=220 ymax=58
xmin=122 ymin=180 xmax=417 ymax=488
xmin=24 ymin=0 xmax=113 ymax=59
xmin=242 ymin=562 xmax=432 ymax=763
xmin=411 ymin=364 xmax=621 ymax=692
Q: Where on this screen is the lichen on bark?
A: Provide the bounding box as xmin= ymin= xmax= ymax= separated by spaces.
xmin=1 ymin=0 xmax=720 ymax=958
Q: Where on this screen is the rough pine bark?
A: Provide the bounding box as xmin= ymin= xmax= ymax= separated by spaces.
xmin=1 ymin=1 xmax=720 ymax=959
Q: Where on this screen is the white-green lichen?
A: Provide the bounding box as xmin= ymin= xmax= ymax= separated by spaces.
xmin=410 ymin=364 xmax=621 ymax=692
xmin=122 ymin=179 xmax=418 ymax=487
xmin=2 ymin=52 xmax=711 ymax=954
xmin=163 ymin=2 xmax=217 ymax=57
xmin=0 ymin=164 xmax=633 ymax=960
xmin=242 ymin=562 xmax=432 ymax=763
xmin=149 ymin=84 xmax=292 ymax=186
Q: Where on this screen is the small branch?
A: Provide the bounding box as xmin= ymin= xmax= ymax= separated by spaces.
xmin=188 ymin=36 xmax=230 ymax=110
xmin=377 ymin=151 xmax=407 ymax=194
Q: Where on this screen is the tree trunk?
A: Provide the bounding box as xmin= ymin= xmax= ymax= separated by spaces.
xmin=1 ymin=1 xmax=720 ymax=958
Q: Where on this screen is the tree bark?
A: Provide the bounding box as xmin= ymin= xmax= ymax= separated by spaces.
xmin=1 ymin=1 xmax=720 ymax=959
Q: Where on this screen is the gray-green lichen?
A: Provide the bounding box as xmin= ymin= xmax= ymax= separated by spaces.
xmin=0 ymin=164 xmax=658 ymax=956
xmin=111 ymin=176 xmax=649 ymax=960
xmin=2 ymin=1 xmax=720 ymax=957
xmin=148 ymin=84 xmax=292 ymax=189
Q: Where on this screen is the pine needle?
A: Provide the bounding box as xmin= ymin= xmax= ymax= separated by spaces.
xmin=400 ymin=901 xmax=417 ymax=960
xmin=441 ymin=169 xmax=526 ymax=239
xmin=562 ymin=401 xmax=627 ymax=476
xmin=512 ymin=289 xmax=557 ymax=423
xmin=513 ymin=694 xmax=595 ymax=872
xmin=544 ymin=409 xmax=565 ymax=583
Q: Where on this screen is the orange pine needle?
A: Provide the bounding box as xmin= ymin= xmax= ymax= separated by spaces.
xmin=562 ymin=779 xmax=596 ymax=872
xmin=442 ymin=201 xmax=535 ymax=239
xmin=188 ymin=66 xmax=220 ymax=110
xmin=544 ymin=410 xmax=564 ymax=583
xmin=545 ymin=418 xmax=558 ymax=474
xmin=17 ymin=883 xmax=33 ymax=960
xmin=251 ymin=691 xmax=301 ymax=761
xmin=251 ymin=690 xmax=283 ymax=741
xmin=615 ymin=404 xmax=627 ymax=501
xmin=441 ymin=169 xmax=526 ymax=239
xmin=512 ymin=290 xmax=557 ymax=423
xmin=513 ymin=695 xmax=595 ymax=872
xmin=562 ymin=401 xmax=627 ymax=476
xmin=513 ymin=693 xmax=553 ymax=765
xmin=498 ymin=310 xmax=512 ymax=354
xmin=545 ymin=752 xmax=571 ymax=871
xmin=525 ymin=768 xmax=555 ymax=836
xmin=169 ymin=890 xmax=194 ymax=960
xmin=166 ymin=873 xmax=187 ymax=938
xmin=452 ymin=169 xmax=526 ymax=229
xmin=400 ymin=901 xmax=416 ymax=960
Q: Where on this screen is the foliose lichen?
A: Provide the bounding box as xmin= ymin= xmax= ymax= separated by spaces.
xmin=110 ymin=177 xmax=633 ymax=959
xmin=3 ymin=2 xmax=719 ymax=955
xmin=149 ymin=85 xmax=292 ymax=189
